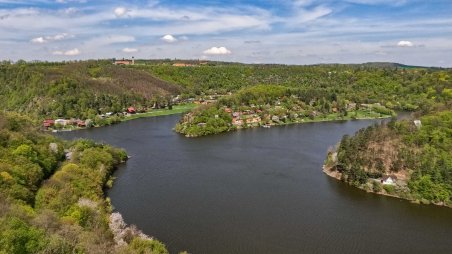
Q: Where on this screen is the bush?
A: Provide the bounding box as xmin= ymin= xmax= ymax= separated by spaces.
xmin=372 ymin=181 xmax=383 ymax=193
xmin=128 ymin=238 xmax=169 ymax=254
xmin=383 ymin=185 xmax=395 ymax=195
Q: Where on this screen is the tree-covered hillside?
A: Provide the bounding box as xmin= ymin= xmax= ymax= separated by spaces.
xmin=143 ymin=63 xmax=451 ymax=112
xmin=0 ymin=61 xmax=180 ymax=120
xmin=0 ymin=112 xmax=169 ymax=253
xmin=2 ymin=60 xmax=450 ymax=122
xmin=325 ymin=110 xmax=452 ymax=206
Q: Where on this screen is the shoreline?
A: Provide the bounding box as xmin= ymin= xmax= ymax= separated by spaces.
xmin=322 ymin=165 xmax=451 ymax=208
xmin=180 ymin=113 xmax=393 ymax=138
xmin=48 ymin=103 xmax=197 ymax=133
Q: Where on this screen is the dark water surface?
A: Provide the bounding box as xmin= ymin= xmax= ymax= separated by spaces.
xmin=57 ymin=115 xmax=452 ymax=254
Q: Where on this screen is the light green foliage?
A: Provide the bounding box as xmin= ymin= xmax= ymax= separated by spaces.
xmin=128 ymin=238 xmax=169 ymax=254
xmin=80 ymin=147 xmax=114 ymax=169
xmin=175 ymin=104 xmax=233 ymax=137
xmin=0 ymin=217 xmax=48 ymax=254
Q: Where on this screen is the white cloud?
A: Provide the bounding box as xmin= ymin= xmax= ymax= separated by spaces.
xmin=51 ymin=33 xmax=68 ymax=40
xmin=161 ymin=34 xmax=177 ymax=43
xmin=114 ymin=7 xmax=128 ymax=17
xmin=52 ymin=48 xmax=80 ymax=56
xmin=31 ymin=33 xmax=71 ymax=43
xmin=203 ymin=46 xmax=232 ymax=55
xmin=31 ymin=37 xmax=46 ymax=43
xmin=122 ymin=47 xmax=138 ymax=53
xmin=397 ymin=40 xmax=414 ymax=47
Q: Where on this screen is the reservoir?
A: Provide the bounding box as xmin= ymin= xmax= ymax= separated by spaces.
xmin=57 ymin=115 xmax=452 ymax=254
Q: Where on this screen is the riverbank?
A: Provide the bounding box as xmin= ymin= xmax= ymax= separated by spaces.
xmin=50 ymin=103 xmax=197 ymax=132
xmin=177 ymin=108 xmax=393 ymax=137
xmin=322 ymin=164 xmax=452 ymax=208
xmin=322 ymin=111 xmax=452 ymax=209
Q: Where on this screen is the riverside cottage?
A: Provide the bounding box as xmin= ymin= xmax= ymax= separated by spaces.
xmin=55 ymin=119 xmax=68 ymax=126
xmin=382 ymin=175 xmax=397 ymax=185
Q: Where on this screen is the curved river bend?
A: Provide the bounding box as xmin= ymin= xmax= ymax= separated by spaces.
xmin=57 ymin=115 xmax=452 ymax=254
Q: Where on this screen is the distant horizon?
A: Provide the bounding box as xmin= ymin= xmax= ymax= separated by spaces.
xmin=3 ymin=58 xmax=451 ymax=68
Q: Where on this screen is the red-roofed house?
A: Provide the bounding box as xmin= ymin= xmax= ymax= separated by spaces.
xmin=76 ymin=120 xmax=86 ymax=127
xmin=43 ymin=119 xmax=54 ymax=128
xmin=127 ymin=107 xmax=136 ymax=114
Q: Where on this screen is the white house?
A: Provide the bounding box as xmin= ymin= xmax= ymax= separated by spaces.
xmin=382 ymin=175 xmax=397 ymax=185
xmin=55 ymin=119 xmax=68 ymax=126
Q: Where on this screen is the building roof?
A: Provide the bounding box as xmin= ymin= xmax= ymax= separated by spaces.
xmin=382 ymin=175 xmax=397 ymax=181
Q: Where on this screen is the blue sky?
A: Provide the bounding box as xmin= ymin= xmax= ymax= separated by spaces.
xmin=0 ymin=0 xmax=451 ymax=66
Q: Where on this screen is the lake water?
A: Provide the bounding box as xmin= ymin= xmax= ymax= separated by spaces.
xmin=57 ymin=115 xmax=452 ymax=254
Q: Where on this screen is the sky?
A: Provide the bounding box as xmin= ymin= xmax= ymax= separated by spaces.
xmin=0 ymin=0 xmax=451 ymax=66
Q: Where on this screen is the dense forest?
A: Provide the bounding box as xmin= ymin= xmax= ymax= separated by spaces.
xmin=0 ymin=60 xmax=180 ymax=120
xmin=324 ymin=111 xmax=452 ymax=206
xmin=143 ymin=62 xmax=451 ymax=113
xmin=165 ymin=63 xmax=450 ymax=137
xmin=0 ymin=112 xmax=169 ymax=253
xmin=2 ymin=60 xmax=450 ymax=122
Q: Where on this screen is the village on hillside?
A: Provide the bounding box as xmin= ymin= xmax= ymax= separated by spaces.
xmin=42 ymin=106 xmax=139 ymax=131
xmin=41 ymin=95 xmax=219 ymax=131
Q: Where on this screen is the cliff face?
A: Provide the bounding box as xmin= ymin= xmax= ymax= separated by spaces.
xmin=324 ymin=111 xmax=452 ymax=207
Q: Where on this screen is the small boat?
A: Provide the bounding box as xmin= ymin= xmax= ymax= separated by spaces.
xmin=262 ymin=124 xmax=271 ymax=128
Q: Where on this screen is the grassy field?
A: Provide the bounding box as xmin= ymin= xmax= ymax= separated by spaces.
xmin=122 ymin=103 xmax=197 ymax=121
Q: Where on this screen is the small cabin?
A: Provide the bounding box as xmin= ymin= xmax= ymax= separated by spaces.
xmin=381 ymin=175 xmax=397 ymax=185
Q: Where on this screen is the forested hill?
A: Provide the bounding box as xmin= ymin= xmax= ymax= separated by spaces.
xmin=144 ymin=61 xmax=451 ymax=112
xmin=0 ymin=60 xmax=180 ymax=120
xmin=1 ymin=60 xmax=451 ymax=122
xmin=0 ymin=112 xmax=169 ymax=253
xmin=324 ymin=111 xmax=452 ymax=207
